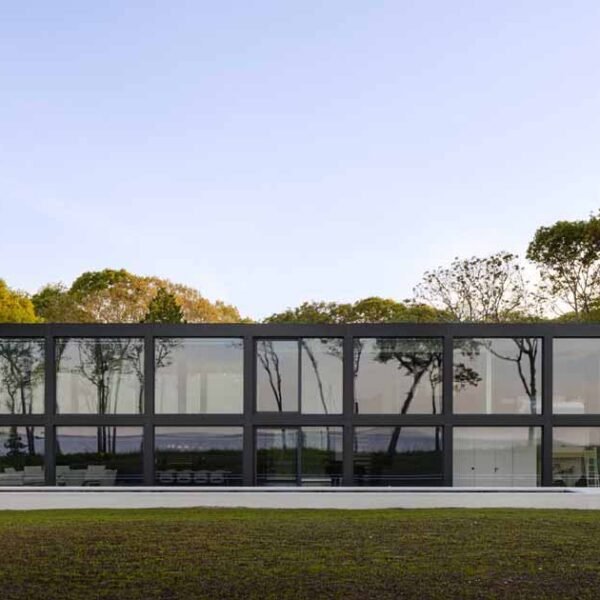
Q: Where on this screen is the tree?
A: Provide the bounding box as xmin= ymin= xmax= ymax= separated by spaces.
xmin=3 ymin=426 xmax=26 ymax=457
xmin=142 ymin=287 xmax=185 ymax=323
xmin=527 ymin=213 xmax=600 ymax=317
xmin=264 ymin=297 xmax=448 ymax=324
xmin=31 ymin=269 xmax=246 ymax=323
xmin=413 ymin=252 xmax=534 ymax=322
xmin=0 ymin=279 xmax=37 ymax=323
xmin=32 ymin=284 xmax=89 ymax=322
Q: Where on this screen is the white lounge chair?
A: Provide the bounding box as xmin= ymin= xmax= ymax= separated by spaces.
xmin=23 ymin=466 xmax=44 ymax=486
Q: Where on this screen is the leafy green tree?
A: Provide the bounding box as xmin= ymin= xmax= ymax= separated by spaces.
xmin=32 ymin=284 xmax=89 ymax=322
xmin=264 ymin=297 xmax=448 ymax=324
xmin=142 ymin=287 xmax=185 ymax=323
xmin=0 ymin=279 xmax=37 ymax=323
xmin=414 ymin=252 xmax=537 ymax=322
xmin=527 ymin=213 xmax=600 ymax=317
xmin=31 ymin=269 xmax=246 ymax=323
xmin=4 ymin=426 xmax=26 ymax=457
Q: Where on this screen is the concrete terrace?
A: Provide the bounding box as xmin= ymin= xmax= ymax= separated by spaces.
xmin=1 ymin=487 xmax=600 ymax=510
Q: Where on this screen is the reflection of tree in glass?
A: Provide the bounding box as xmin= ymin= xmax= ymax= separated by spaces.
xmin=0 ymin=340 xmax=44 ymax=453
xmin=74 ymin=339 xmax=143 ymax=452
xmin=301 ymin=339 xmax=342 ymax=415
xmin=490 ymin=338 xmax=539 ymax=416
xmin=374 ymin=339 xmax=444 ymax=455
xmin=257 ymin=341 xmax=285 ymax=412
xmin=4 ymin=426 xmax=26 ymax=457
xmin=455 ymin=338 xmax=539 ymax=416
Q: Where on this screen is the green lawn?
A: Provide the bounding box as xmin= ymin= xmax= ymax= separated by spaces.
xmin=0 ymin=508 xmax=597 ymax=599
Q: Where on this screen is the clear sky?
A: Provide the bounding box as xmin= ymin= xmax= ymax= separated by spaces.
xmin=1 ymin=1 xmax=599 ymax=319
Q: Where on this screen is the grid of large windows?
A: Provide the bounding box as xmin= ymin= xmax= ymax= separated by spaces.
xmin=0 ymin=426 xmax=45 ymax=486
xmin=4 ymin=326 xmax=600 ymax=487
xmin=453 ymin=338 xmax=542 ymax=414
xmin=256 ymin=338 xmax=343 ymax=413
xmin=56 ymin=338 xmax=144 ymax=414
xmin=0 ymin=338 xmax=45 ymax=415
xmin=353 ymin=426 xmax=443 ymax=486
xmin=154 ymin=427 xmax=243 ymax=485
xmin=354 ymin=338 xmax=442 ymax=414
xmin=554 ymin=339 xmax=600 ymax=414
xmin=155 ymin=338 xmax=243 ymax=414
xmin=55 ymin=426 xmax=144 ymax=486
xmin=256 ymin=427 xmax=343 ymax=486
xmin=453 ymin=427 xmax=541 ymax=487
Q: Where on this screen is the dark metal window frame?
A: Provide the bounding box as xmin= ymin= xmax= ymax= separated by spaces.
xmin=1 ymin=322 xmax=600 ymax=486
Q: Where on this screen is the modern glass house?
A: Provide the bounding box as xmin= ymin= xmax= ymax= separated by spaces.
xmin=1 ymin=322 xmax=599 ymax=488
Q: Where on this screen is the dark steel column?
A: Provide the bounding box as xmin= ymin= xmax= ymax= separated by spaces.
xmin=44 ymin=329 xmax=56 ymax=486
xmin=342 ymin=333 xmax=354 ymax=486
xmin=542 ymin=335 xmax=553 ymax=487
xmin=442 ymin=334 xmax=453 ymax=487
xmin=143 ymin=330 xmax=155 ymax=485
xmin=243 ymin=335 xmax=254 ymax=485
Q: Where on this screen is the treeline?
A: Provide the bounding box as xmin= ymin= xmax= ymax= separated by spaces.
xmin=2 ymin=212 xmax=600 ymax=324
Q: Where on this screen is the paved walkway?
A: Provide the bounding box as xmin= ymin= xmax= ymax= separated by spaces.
xmin=1 ymin=487 xmax=600 ymax=510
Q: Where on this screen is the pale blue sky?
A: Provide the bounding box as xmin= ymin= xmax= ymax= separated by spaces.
xmin=1 ymin=1 xmax=599 ymax=319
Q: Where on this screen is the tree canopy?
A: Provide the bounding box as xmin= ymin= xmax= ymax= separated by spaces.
xmin=0 ymin=280 xmax=37 ymax=323
xmin=527 ymin=212 xmax=600 ymax=318
xmin=31 ymin=269 xmax=245 ymax=323
xmin=264 ymin=297 xmax=449 ymax=324
xmin=414 ymin=252 xmax=537 ymax=322
xmin=142 ymin=287 xmax=185 ymax=323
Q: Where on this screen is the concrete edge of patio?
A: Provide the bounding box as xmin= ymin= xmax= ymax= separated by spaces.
xmin=1 ymin=487 xmax=600 ymax=510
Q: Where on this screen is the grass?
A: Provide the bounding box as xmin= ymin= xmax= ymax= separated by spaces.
xmin=0 ymin=508 xmax=598 ymax=599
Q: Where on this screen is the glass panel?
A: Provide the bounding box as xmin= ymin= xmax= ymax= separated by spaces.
xmin=256 ymin=428 xmax=298 ymax=485
xmin=354 ymin=338 xmax=442 ymax=414
xmin=453 ymin=338 xmax=541 ymax=414
xmin=256 ymin=341 xmax=298 ymax=412
xmin=553 ymin=428 xmax=600 ymax=487
xmin=301 ymin=339 xmax=343 ymax=414
xmin=354 ymin=426 xmax=443 ymax=486
xmin=453 ymin=427 xmax=541 ymax=487
xmin=301 ymin=427 xmax=343 ymax=485
xmin=155 ymin=339 xmax=243 ymax=414
xmin=0 ymin=338 xmax=45 ymax=415
xmin=56 ymin=338 xmax=144 ymax=414
xmin=0 ymin=426 xmax=45 ymax=486
xmin=154 ymin=427 xmax=243 ymax=486
xmin=554 ymin=339 xmax=600 ymax=414
xmin=55 ymin=427 xmax=143 ymax=486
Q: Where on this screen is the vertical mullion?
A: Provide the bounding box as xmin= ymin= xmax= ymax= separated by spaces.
xmin=342 ymin=333 xmax=354 ymax=486
xmin=243 ymin=335 xmax=254 ymax=485
xmin=44 ymin=330 xmax=56 ymax=486
xmin=542 ymin=335 xmax=553 ymax=487
xmin=296 ymin=427 xmax=302 ymax=486
xmin=142 ymin=330 xmax=155 ymax=485
xmin=297 ymin=339 xmax=302 ymax=414
xmin=442 ymin=334 xmax=453 ymax=487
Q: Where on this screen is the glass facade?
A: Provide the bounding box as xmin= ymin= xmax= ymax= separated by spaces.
xmin=256 ymin=427 xmax=343 ymax=486
xmin=154 ymin=427 xmax=243 ymax=485
xmin=453 ymin=427 xmax=541 ymax=486
xmin=453 ymin=338 xmax=542 ymax=414
xmin=256 ymin=339 xmax=342 ymax=413
xmin=155 ymin=338 xmax=243 ymax=413
xmin=55 ymin=426 xmax=144 ymax=486
xmin=554 ymin=339 xmax=600 ymax=414
xmin=354 ymin=426 xmax=443 ymax=486
xmin=56 ymin=338 xmax=144 ymax=414
xmin=552 ymin=428 xmax=600 ymax=486
xmin=354 ymin=338 xmax=442 ymax=414
xmin=0 ymin=426 xmax=45 ymax=485
xmin=0 ymin=338 xmax=45 ymax=414
xmin=3 ymin=326 xmax=600 ymax=487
